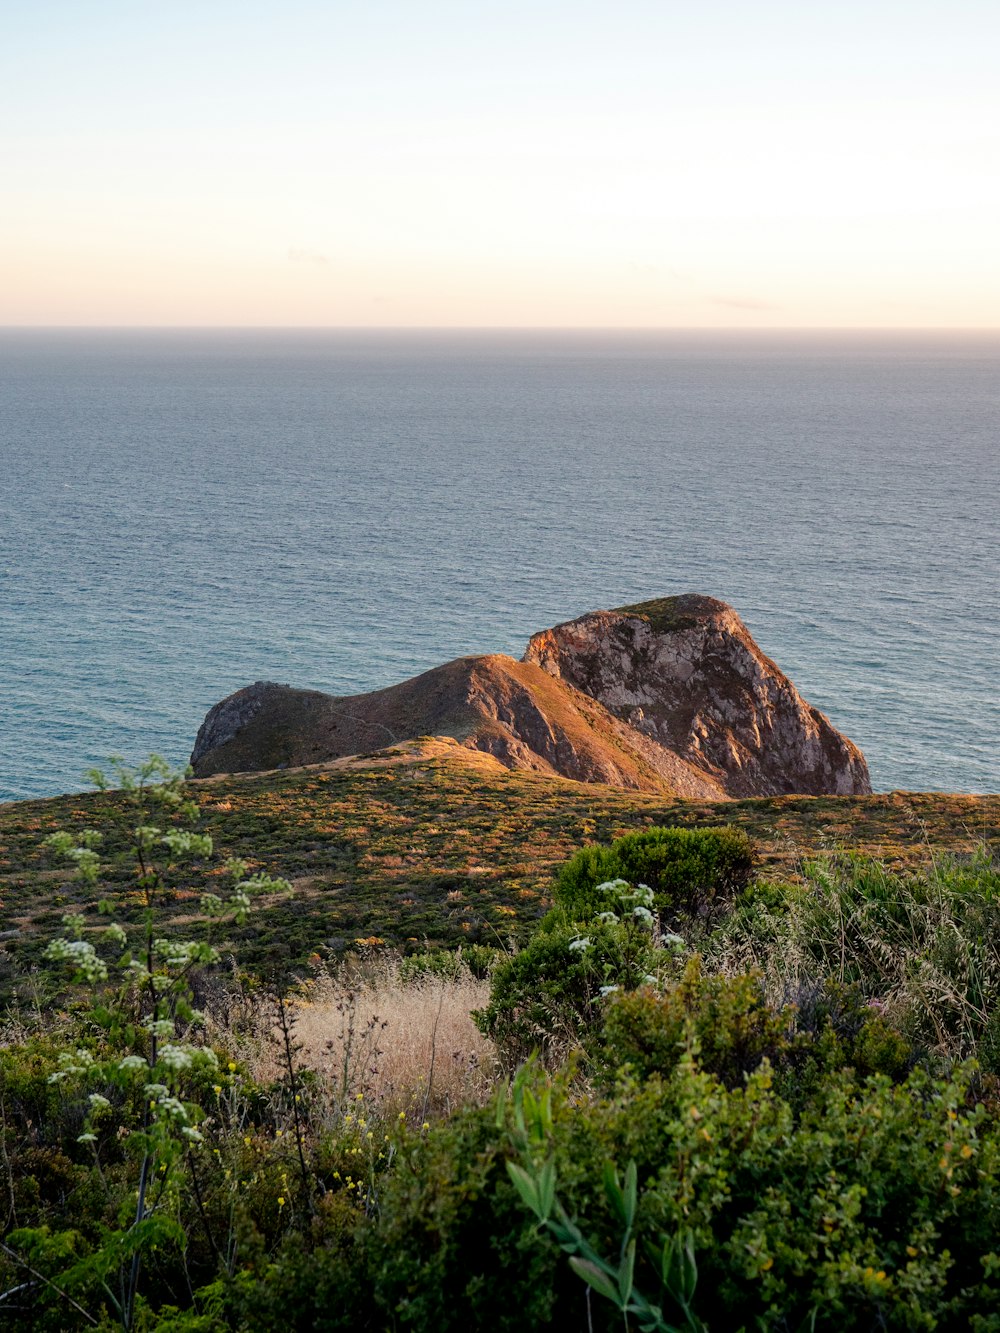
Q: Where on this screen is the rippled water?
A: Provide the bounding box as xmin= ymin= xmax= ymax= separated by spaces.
xmin=1 ymin=329 xmax=997 ymax=801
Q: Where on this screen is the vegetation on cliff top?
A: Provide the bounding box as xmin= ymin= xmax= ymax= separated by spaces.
xmin=611 ymin=593 xmax=708 ymax=633
xmin=1 ymin=741 xmax=995 ymax=985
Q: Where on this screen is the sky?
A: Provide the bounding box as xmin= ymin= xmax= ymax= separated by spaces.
xmin=2 ymin=0 xmax=998 ymax=327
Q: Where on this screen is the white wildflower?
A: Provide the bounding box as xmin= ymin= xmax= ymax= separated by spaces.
xmin=158 ymin=1044 xmax=194 ymax=1072
xmin=568 ymin=936 xmax=591 ymax=954
xmin=45 ymin=937 xmax=108 ymax=983
xmin=157 ymin=1096 xmax=188 ymax=1121
xmin=47 ymin=1049 xmax=95 ymax=1083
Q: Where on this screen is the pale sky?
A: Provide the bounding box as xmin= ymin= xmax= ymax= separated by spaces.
xmin=3 ymin=0 xmax=998 ymax=327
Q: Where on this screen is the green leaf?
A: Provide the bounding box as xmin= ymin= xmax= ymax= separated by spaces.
xmin=618 ymin=1237 xmax=636 ymax=1304
xmin=623 ymin=1159 xmax=638 ymax=1230
xmin=662 ymin=1230 xmax=699 ymax=1309
xmin=505 ymin=1161 xmax=542 ymax=1219
xmin=568 ymin=1257 xmax=623 ymax=1307
xmin=603 ymin=1161 xmax=628 ymax=1226
xmin=537 ymin=1158 xmax=556 ymax=1220
xmin=635 ymin=1311 xmax=666 ymax=1333
xmin=678 ymin=1230 xmax=698 ymax=1306
xmin=494 ymin=1083 xmax=509 ymax=1131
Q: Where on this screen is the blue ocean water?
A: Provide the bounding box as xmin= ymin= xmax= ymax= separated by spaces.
xmin=1 ymin=329 xmax=997 ymax=802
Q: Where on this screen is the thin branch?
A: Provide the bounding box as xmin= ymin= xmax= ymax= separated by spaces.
xmin=0 ymin=1241 xmax=100 ymax=1327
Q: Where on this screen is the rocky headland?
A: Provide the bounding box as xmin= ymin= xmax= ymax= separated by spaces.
xmin=191 ymin=595 xmax=872 ymax=798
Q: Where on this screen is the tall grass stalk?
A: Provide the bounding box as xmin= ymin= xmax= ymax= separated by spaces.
xmin=710 ymin=848 xmax=1000 ymax=1064
xmin=227 ymin=952 xmax=497 ymax=1118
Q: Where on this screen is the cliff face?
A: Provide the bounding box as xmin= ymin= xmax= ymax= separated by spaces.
xmin=523 ymin=595 xmax=871 ymax=797
xmin=191 ymin=594 xmax=870 ymax=798
xmin=190 ymin=656 xmax=726 ymax=797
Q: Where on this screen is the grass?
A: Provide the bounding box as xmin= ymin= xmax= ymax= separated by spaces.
xmin=258 ymin=955 xmax=497 ymax=1117
xmin=710 ymin=846 xmax=1000 ymax=1066
xmin=611 ymin=594 xmax=704 ymax=633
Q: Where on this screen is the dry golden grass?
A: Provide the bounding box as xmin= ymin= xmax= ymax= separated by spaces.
xmin=240 ymin=954 xmax=498 ymax=1117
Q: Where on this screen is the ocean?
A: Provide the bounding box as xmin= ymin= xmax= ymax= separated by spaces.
xmin=1 ymin=329 xmax=997 ymax=802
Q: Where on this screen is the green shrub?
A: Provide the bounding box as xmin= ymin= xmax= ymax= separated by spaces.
xmin=594 ymin=962 xmax=914 ymax=1103
xmin=473 ymin=916 xmax=672 ymax=1066
xmin=369 ymin=1091 xmax=598 ymax=1332
xmin=554 ymin=825 xmax=756 ymax=925
xmin=222 ymin=1193 xmax=374 ymax=1332
xmin=785 ymin=979 xmax=914 ymax=1094
xmin=595 ymin=957 xmax=794 ymax=1089
xmin=368 ymin=1051 xmax=1000 ymax=1331
xmin=398 ymin=944 xmax=497 ymax=984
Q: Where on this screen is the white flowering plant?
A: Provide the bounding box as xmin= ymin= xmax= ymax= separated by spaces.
xmin=474 ymin=882 xmax=683 ymax=1065
xmin=35 ymin=755 xmax=292 ymax=1332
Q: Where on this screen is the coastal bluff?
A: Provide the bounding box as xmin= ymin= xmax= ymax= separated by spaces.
xmin=191 ymin=595 xmax=871 ymax=798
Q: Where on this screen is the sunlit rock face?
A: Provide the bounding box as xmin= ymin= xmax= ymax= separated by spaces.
xmin=189 ymin=656 xmax=725 ymax=797
xmin=522 ymin=595 xmax=871 ymax=798
xmin=191 ymin=594 xmax=870 ymax=798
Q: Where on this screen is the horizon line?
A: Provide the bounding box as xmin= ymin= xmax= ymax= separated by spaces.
xmin=3 ymin=324 xmax=999 ymax=334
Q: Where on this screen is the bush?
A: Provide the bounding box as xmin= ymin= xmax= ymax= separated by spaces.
xmin=594 ymin=961 xmax=914 ymax=1102
xmin=595 ymin=957 xmax=794 ymax=1089
xmin=369 ymin=1050 xmax=1000 ymax=1331
xmin=473 ymin=915 xmax=672 ymax=1066
xmin=554 ymin=825 xmax=755 ymax=925
xmin=398 ymin=944 xmax=497 ymax=984
xmin=370 ymin=1106 xmax=592 ymax=1332
xmin=222 ymin=1193 xmax=374 ymax=1332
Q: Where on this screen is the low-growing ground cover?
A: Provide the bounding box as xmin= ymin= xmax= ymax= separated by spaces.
xmin=1 ymin=740 xmax=996 ymax=987
xmin=1 ymin=750 xmax=999 ymax=1330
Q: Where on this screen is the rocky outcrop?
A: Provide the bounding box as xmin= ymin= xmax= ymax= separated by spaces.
xmin=191 ymin=656 xmax=726 ymax=797
xmin=523 ymin=595 xmax=871 ymax=797
xmin=191 ymin=594 xmax=870 ymax=797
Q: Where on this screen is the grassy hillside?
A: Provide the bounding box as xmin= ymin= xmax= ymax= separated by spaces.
xmin=3 ymin=742 xmax=1000 ymax=1330
xmin=2 ymin=736 xmax=996 ymax=983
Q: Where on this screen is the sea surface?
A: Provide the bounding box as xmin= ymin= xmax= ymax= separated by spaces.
xmin=1 ymin=329 xmax=997 ymax=803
